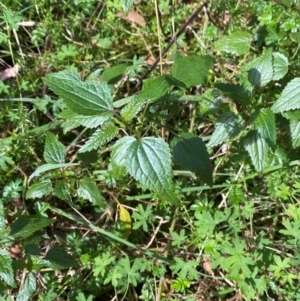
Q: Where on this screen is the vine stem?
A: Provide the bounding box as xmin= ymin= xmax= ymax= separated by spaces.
xmin=130 ymin=0 xmax=210 ymax=94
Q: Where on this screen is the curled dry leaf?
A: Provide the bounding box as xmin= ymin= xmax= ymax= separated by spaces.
xmin=0 ymin=64 xmax=20 ymax=81
xmin=116 ymin=10 xmax=146 ymax=26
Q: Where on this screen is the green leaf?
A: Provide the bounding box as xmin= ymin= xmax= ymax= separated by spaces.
xmin=252 ymin=108 xmax=276 ymax=147
xmin=221 ymin=238 xmax=255 ymax=278
xmin=77 ymin=150 xmax=98 ymax=164
xmin=290 ymin=120 xmax=300 ymax=148
xmin=28 ymin=163 xmax=79 ymax=183
xmin=43 ymin=132 xmax=66 ymax=164
xmin=111 ymin=136 xmax=175 ymax=201
xmin=44 ymin=70 xmax=113 ymax=116
xmin=272 ymin=52 xmax=289 ymax=80
xmin=54 ymin=181 xmax=71 ymax=200
xmin=101 ymin=64 xmax=128 ymax=84
xmin=170 ymin=55 xmax=214 ymax=88
xmin=60 ymin=109 xmax=110 ymax=133
xmin=10 ymin=216 xmax=54 ymax=239
xmin=77 ymin=177 xmax=104 ymax=208
xmin=243 ymin=130 xmax=269 ymax=172
xmin=208 ymin=111 xmax=243 ymax=147
xmin=132 ymin=204 xmax=153 ymax=232
xmin=214 ymin=31 xmax=252 ymax=55
xmin=243 ymin=49 xmax=273 ymax=87
xmin=171 ymin=133 xmax=212 ymax=185
xmin=16 ymin=273 xmax=36 ymax=301
xmin=121 ymin=76 xmax=170 ymax=121
xmin=0 ymin=250 xmax=15 ymax=287
xmin=26 ymin=179 xmax=52 ymax=199
xmin=215 ymin=83 xmax=251 ymax=105
xmin=93 ymin=251 xmax=115 ymax=277
xmin=79 ymin=122 xmax=119 ymax=153
xmin=121 ymin=0 xmax=134 ymax=13
xmin=45 ymin=246 xmax=77 ymax=270
xmin=0 ymin=152 xmax=14 ymax=170
xmin=282 ymin=109 xmax=300 ymax=120
xmin=271 ymin=78 xmax=300 ymax=113
xmin=170 ymin=257 xmax=199 ymax=280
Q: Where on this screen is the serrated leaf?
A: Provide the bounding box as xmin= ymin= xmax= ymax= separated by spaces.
xmin=198 ymin=89 xmax=222 ymax=115
xmin=244 ymin=131 xmax=269 ymax=172
xmin=271 ymin=78 xmax=300 ymax=113
xmin=252 ymin=108 xmax=276 ymax=147
xmin=208 ymin=111 xmax=243 ymax=147
xmin=171 ymin=55 xmax=214 ymax=88
xmin=272 ymin=52 xmax=289 ymax=81
xmin=28 ymin=163 xmax=79 ymax=183
xmin=214 ymin=31 xmax=252 ymax=55
xmin=45 ymin=246 xmax=77 ymax=270
xmin=16 ymin=273 xmax=36 ymax=301
xmin=77 ymin=150 xmax=98 ymax=164
xmin=44 ymin=71 xmax=113 ymax=116
xmin=60 ymin=109 xmax=110 ymax=133
xmin=121 ymin=0 xmax=134 ymax=13
xmin=290 ymin=31 xmax=300 ymax=43
xmin=111 ymin=136 xmax=175 ymax=201
xmin=101 ymin=64 xmax=128 ymax=84
xmin=215 ymin=83 xmax=251 ymax=105
xmin=121 ymin=76 xmax=170 ymax=121
xmin=54 ymin=181 xmax=71 ymax=200
xmin=43 ymin=132 xmax=66 ymax=164
xmin=282 ymin=109 xmax=300 ymax=120
xmin=119 ymin=205 xmax=131 ymax=240
xmin=26 ymin=180 xmax=52 ymax=199
xmin=0 ymin=250 xmax=15 ymax=287
xmin=10 ymin=216 xmax=54 ymax=239
xmin=120 ymin=95 xmax=146 ymax=122
xmin=290 ymin=120 xmax=300 ymax=148
xmin=79 ymin=122 xmax=118 ymax=153
xmin=243 ymin=49 xmax=273 ymax=87
xmin=171 ymin=133 xmax=212 ymax=185
xmin=77 ymin=177 xmax=104 ymax=208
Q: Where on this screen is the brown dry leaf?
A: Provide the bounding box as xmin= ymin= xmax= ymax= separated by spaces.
xmin=0 ymin=64 xmax=19 ymax=81
xmin=116 ymin=10 xmax=146 ymax=26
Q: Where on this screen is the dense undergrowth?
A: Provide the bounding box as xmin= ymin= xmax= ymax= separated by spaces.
xmin=1 ymin=0 xmax=300 ymax=300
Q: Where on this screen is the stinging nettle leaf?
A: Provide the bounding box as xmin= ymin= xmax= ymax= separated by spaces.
xmin=45 ymin=246 xmax=77 ymax=270
xmin=271 ymin=78 xmax=300 ymax=113
xmin=61 ymin=109 xmax=110 ymax=133
xmin=121 ymin=76 xmax=170 ymax=122
xmin=43 ymin=132 xmax=66 ymax=164
xmin=215 ymin=83 xmax=251 ymax=105
xmin=272 ymin=52 xmax=289 ymax=81
xmin=214 ymin=31 xmax=252 ymax=55
xmin=121 ymin=0 xmax=134 ymax=13
xmin=171 ymin=55 xmax=214 ymax=88
xmin=243 ymin=49 xmax=273 ymax=87
xmin=252 ymin=108 xmax=276 ymax=147
xmin=111 ymin=136 xmax=175 ymax=201
xmin=244 ymin=130 xmax=269 ymax=172
xmin=208 ymin=111 xmax=243 ymax=147
xmin=10 ymin=216 xmax=54 ymax=239
xmin=79 ymin=122 xmax=119 ymax=153
xmin=171 ymin=133 xmax=212 ymax=185
xmin=44 ymin=71 xmax=113 ymax=116
xmin=77 ymin=177 xmax=104 ymax=208
xmin=0 ymin=250 xmax=15 ymax=287
xmin=26 ymin=179 xmax=52 ymax=199
xmin=290 ymin=120 xmax=300 ymax=148
xmin=54 ymin=181 xmax=71 ymax=200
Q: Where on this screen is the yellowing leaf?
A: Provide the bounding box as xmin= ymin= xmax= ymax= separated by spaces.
xmin=119 ymin=205 xmax=132 ymax=240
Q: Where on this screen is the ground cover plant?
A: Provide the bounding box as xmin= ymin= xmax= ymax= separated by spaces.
xmin=1 ymin=0 xmax=300 ymax=300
